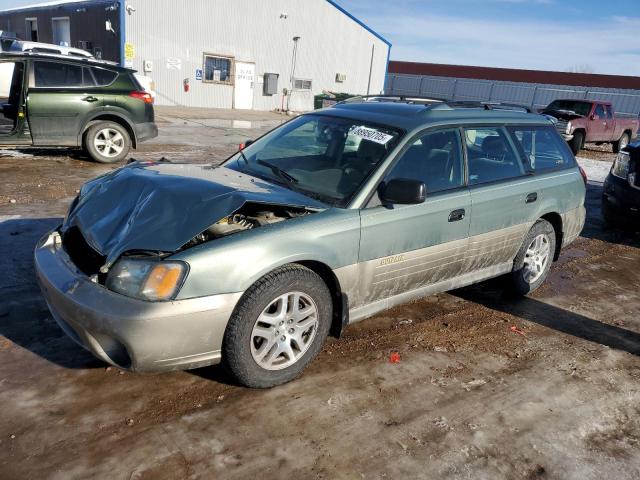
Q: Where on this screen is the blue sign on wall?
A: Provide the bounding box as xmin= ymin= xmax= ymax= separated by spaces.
xmin=195 ymin=69 xmax=203 ymax=81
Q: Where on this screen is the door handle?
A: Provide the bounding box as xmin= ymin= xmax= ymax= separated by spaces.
xmin=448 ymin=209 xmax=466 ymax=222
xmin=83 ymin=96 xmax=99 ymax=103
xmin=526 ymin=192 xmax=538 ymax=204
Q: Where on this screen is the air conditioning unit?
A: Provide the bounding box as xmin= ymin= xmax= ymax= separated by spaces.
xmin=335 ymin=73 xmax=347 ymax=83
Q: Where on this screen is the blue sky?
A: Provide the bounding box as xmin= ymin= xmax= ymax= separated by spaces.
xmin=337 ymin=0 xmax=640 ymax=75
xmin=2 ymin=0 xmax=639 ymax=75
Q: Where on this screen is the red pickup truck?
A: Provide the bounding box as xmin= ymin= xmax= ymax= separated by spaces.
xmin=542 ymin=99 xmax=639 ymax=155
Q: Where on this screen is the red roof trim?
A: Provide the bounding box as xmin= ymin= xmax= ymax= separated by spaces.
xmin=388 ymin=61 xmax=640 ymax=91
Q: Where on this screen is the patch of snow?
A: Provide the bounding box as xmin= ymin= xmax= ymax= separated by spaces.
xmin=576 ymin=156 xmax=612 ymax=184
xmin=0 ymin=149 xmax=32 ymax=158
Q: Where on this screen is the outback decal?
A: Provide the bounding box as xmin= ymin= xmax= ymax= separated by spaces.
xmin=379 ymin=254 xmax=405 ymax=266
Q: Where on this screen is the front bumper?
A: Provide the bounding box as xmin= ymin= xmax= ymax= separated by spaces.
xmin=562 ymin=133 xmax=574 ymax=141
xmin=603 ymin=174 xmax=640 ymax=220
xmin=34 ymin=229 xmax=242 ymax=372
xmin=134 ymin=122 xmax=158 ymax=143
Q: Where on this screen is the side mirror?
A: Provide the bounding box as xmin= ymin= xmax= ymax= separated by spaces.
xmin=590 ymin=114 xmax=597 ymax=120
xmin=379 ymin=178 xmax=426 ymax=205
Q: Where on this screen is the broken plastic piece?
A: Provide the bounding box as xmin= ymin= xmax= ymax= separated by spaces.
xmin=389 ymin=352 xmax=401 ymax=363
xmin=510 ymin=325 xmax=526 ymax=336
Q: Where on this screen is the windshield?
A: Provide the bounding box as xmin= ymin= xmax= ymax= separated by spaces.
xmin=224 ymin=114 xmax=401 ymax=206
xmin=546 ymin=100 xmax=592 ymax=117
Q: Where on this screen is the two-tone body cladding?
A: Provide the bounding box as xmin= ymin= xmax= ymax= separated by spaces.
xmin=35 ymin=97 xmax=586 ymax=387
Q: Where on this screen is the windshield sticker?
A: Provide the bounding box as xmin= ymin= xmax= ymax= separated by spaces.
xmin=350 ymin=126 xmax=394 ymax=145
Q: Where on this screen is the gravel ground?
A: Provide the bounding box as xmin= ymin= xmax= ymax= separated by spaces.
xmin=0 ymin=111 xmax=639 ymax=479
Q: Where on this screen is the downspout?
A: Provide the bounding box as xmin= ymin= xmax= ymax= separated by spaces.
xmin=119 ymin=0 xmax=125 ymax=67
xmin=366 ymin=43 xmax=374 ymax=95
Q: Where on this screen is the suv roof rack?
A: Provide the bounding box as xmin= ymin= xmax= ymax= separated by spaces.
xmin=336 ymin=95 xmax=533 ymax=113
xmin=0 ymin=50 xmax=125 ymax=68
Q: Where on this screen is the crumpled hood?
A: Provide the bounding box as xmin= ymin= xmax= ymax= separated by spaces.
xmin=63 ymin=162 xmax=326 ymax=267
xmin=541 ymin=109 xmax=583 ymax=121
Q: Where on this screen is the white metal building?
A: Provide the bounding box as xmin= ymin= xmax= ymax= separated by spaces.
xmin=123 ymin=0 xmax=390 ymax=111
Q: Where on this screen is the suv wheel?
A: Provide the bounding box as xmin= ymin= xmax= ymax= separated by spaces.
xmin=84 ymin=121 xmax=131 ymax=163
xmin=222 ymin=265 xmax=332 ymax=388
xmin=613 ymin=132 xmax=630 ymax=154
xmin=507 ymin=219 xmax=556 ymax=296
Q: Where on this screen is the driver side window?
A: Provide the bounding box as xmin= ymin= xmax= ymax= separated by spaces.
xmin=384 ymin=128 xmax=464 ymax=195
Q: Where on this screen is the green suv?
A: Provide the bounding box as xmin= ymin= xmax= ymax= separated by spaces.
xmin=0 ymin=52 xmax=157 ymax=163
xmin=35 ymin=97 xmax=586 ymax=388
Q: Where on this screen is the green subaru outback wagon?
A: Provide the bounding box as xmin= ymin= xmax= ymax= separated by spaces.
xmin=0 ymin=52 xmax=157 ymax=163
xmin=35 ymin=97 xmax=586 ymax=388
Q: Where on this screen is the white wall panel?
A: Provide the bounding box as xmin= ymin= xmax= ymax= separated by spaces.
xmin=124 ymin=0 xmax=390 ymax=111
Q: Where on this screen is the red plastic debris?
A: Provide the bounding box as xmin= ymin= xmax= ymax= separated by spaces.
xmin=389 ymin=352 xmax=401 ymax=363
xmin=510 ymin=325 xmax=526 ymax=336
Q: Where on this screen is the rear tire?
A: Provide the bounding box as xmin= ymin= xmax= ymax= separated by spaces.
xmin=222 ymin=265 xmax=332 ymax=388
xmin=569 ymin=131 xmax=584 ymax=155
xmin=612 ymin=132 xmax=630 ymax=154
xmin=84 ymin=121 xmax=131 ymax=164
xmin=507 ymin=219 xmax=556 ymax=296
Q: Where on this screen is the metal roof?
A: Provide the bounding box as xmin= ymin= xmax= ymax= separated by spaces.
xmin=389 ymin=61 xmax=640 ymax=91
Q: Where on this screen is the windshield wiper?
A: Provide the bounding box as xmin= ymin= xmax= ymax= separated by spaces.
xmin=257 ymin=159 xmax=299 ymax=184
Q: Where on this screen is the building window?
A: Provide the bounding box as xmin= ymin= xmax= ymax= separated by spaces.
xmin=25 ymin=18 xmax=38 ymax=42
xmin=293 ymin=78 xmax=312 ymax=90
xmin=203 ymin=54 xmax=233 ymax=84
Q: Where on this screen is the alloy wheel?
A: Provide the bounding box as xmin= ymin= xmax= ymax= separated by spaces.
xmin=523 ymin=233 xmax=551 ymax=283
xmin=250 ymin=292 xmax=319 ymax=370
xmin=94 ymin=128 xmax=125 ymax=158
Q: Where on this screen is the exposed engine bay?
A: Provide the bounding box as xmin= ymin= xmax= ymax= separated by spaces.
xmin=182 ymin=203 xmax=316 ymax=249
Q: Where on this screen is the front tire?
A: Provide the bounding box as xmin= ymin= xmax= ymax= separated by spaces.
xmin=222 ymin=265 xmax=332 ymax=388
xmin=612 ymin=132 xmax=630 ymax=154
xmin=84 ymin=121 xmax=131 ymax=163
xmin=569 ymin=131 xmax=584 ymax=155
xmin=507 ymin=220 xmax=556 ymax=296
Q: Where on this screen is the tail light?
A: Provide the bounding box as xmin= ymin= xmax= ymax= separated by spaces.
xmin=579 ymin=166 xmax=588 ymax=186
xmin=129 ymin=91 xmax=153 ymax=104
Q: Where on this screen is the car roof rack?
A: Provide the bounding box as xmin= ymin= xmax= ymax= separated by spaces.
xmin=336 ymin=95 xmax=533 ymax=113
xmin=446 ymin=101 xmax=533 ymax=113
xmin=0 ymin=50 xmax=125 ymax=68
xmin=338 ymin=94 xmax=449 ymax=105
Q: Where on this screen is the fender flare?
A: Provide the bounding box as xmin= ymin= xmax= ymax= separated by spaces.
xmin=78 ymin=112 xmax=138 ymax=148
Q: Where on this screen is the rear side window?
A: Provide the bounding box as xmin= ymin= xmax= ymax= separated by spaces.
xmin=508 ymin=126 xmax=575 ymax=172
xmin=91 ymin=67 xmax=118 ymax=86
xmin=385 ymin=128 xmax=464 ymax=194
xmin=34 ymin=61 xmax=92 ymax=87
xmin=464 ymin=127 xmax=524 ymax=185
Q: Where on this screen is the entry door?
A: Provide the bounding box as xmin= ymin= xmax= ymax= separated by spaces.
xmin=234 ymin=62 xmax=255 ymax=110
xmin=464 ymin=126 xmax=532 ymax=272
xmin=590 ymin=104 xmax=608 ymax=142
xmin=0 ymin=60 xmax=31 ymax=144
xmin=28 ymin=60 xmax=101 ymax=146
xmin=52 ymin=17 xmax=70 ymax=46
xmin=357 ymin=128 xmax=471 ymax=306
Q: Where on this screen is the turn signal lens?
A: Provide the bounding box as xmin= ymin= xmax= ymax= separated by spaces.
xmin=141 ymin=263 xmax=185 ymax=301
xmin=129 ymin=91 xmax=154 ymax=104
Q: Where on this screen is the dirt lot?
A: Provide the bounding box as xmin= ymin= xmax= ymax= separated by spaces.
xmin=1 ymin=108 xmax=639 ymax=480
